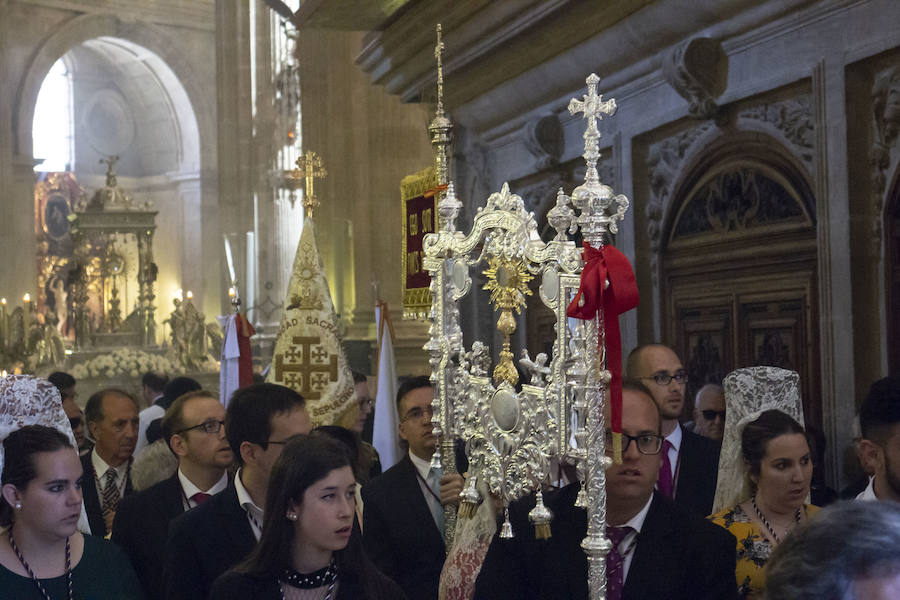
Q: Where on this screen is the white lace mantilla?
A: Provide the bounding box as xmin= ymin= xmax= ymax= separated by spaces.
xmin=712 ymin=367 xmax=805 ymax=514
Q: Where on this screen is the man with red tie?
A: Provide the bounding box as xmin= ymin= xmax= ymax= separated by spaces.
xmin=474 ymin=382 xmax=736 ymax=600
xmin=113 ymin=390 xmax=232 ymax=600
xmin=626 ymin=344 xmax=720 ymax=517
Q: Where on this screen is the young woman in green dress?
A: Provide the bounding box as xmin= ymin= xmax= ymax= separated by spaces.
xmin=0 ymin=425 xmax=144 ymax=599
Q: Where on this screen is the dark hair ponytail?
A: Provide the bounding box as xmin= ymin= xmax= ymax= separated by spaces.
xmin=1 ymin=425 xmax=73 ymax=526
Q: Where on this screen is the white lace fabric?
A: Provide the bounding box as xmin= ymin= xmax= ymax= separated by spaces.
xmin=439 ymin=478 xmax=498 ymax=600
xmin=0 ymin=374 xmax=86 ymax=530
xmin=712 ymin=367 xmax=805 ymax=514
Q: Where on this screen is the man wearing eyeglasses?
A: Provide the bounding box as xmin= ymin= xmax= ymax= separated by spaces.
xmin=162 ymin=383 xmax=311 ymax=600
xmin=693 ymin=384 xmax=726 ymax=441
xmin=474 ymin=382 xmax=737 ymax=600
xmin=625 ymin=344 xmax=720 ymax=517
xmin=112 ymin=390 xmax=231 ymax=600
xmin=363 ymin=375 xmax=467 ymax=600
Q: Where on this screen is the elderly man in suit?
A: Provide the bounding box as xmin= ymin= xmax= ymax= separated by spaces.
xmin=81 ymin=388 xmax=139 ymax=537
xmin=112 ymin=390 xmax=232 ymax=599
xmin=626 ymin=344 xmax=720 ymax=516
xmin=362 ymin=376 xmax=466 ymax=600
xmin=474 ymin=382 xmax=737 ymax=600
xmin=162 ymin=383 xmax=311 ymax=600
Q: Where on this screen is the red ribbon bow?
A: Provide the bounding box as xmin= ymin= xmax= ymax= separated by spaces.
xmin=566 ymin=242 xmax=640 ymax=462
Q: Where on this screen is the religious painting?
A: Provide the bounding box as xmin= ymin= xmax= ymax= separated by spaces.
xmin=34 ymin=172 xmax=84 ymax=339
xmin=400 ymin=166 xmax=438 ymax=319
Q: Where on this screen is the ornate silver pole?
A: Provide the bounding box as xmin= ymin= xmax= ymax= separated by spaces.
xmin=567 ymin=73 xmax=629 ymax=600
xmin=425 ymin=23 xmax=461 ymax=549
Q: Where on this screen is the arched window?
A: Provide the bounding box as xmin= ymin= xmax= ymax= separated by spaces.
xmin=33 ymin=58 xmax=74 ymax=172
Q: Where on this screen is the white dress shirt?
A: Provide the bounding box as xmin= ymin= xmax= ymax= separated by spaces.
xmin=664 ymin=423 xmax=683 ymax=480
xmin=234 ymin=469 xmax=264 ymax=540
xmin=135 ymin=401 xmax=165 ymax=456
xmin=177 ymin=468 xmax=228 ymax=510
xmin=409 ymin=450 xmax=442 ymax=530
xmin=856 ymin=476 xmax=878 ymax=501
xmin=610 ymin=493 xmax=653 ymax=582
xmin=91 ymin=449 xmax=129 ymax=496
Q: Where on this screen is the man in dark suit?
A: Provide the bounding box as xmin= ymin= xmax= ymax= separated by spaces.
xmin=626 ymin=344 xmax=720 ymax=516
xmin=362 ymin=376 xmax=466 ymax=600
xmin=162 ymin=383 xmax=311 ymax=600
xmin=82 ymin=388 xmax=139 ymax=536
xmin=112 ymin=390 xmax=232 ymax=599
xmin=474 ymin=383 xmax=737 ymax=600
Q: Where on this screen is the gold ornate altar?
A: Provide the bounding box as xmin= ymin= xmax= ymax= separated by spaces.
xmin=67 ymin=157 xmax=159 ymax=350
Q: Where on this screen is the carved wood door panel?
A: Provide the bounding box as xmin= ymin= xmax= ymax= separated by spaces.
xmin=667 ymin=271 xmax=820 ymax=432
xmin=889 ymin=193 xmax=900 ymax=374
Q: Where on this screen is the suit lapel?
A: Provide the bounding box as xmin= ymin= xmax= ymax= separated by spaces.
xmin=397 ymin=456 xmax=445 ymax=551
xmin=216 ymin=485 xmax=256 ymax=552
xmin=624 ymin=494 xmax=676 ymax=598
xmin=159 ymin=473 xmax=187 ymax=521
xmin=80 ymin=453 xmax=106 ymax=536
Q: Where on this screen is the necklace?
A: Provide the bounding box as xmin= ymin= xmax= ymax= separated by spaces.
xmin=279 ymin=558 xmax=337 ymax=600
xmin=7 ymin=527 xmax=73 ymax=600
xmin=751 ymin=495 xmax=802 ymax=545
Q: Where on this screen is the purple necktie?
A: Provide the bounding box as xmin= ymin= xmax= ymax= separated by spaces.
xmin=191 ymin=492 xmax=211 ymax=505
xmin=657 ymin=439 xmax=674 ymax=498
xmin=606 ymin=525 xmax=633 ymax=600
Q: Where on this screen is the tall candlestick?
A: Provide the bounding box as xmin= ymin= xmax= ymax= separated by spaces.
xmin=22 ymin=294 xmax=32 ymax=332
xmin=0 ymin=297 xmax=7 ymax=351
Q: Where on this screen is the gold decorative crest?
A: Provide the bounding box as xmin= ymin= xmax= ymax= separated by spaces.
xmin=482 ymin=256 xmax=533 ymax=386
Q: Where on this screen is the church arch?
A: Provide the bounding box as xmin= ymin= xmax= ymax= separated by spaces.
xmin=14 ymin=13 xmax=209 ymax=171
xmin=659 ymin=133 xmax=821 ymax=432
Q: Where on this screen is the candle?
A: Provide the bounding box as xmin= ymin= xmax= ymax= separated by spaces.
xmin=22 ymin=294 xmax=31 ymax=331
xmin=0 ymin=297 xmax=6 ymax=350
xmin=228 ymin=287 xmax=236 ymax=298
xmin=186 ymin=290 xmax=193 ymax=300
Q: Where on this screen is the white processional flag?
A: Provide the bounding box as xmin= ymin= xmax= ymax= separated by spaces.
xmin=372 ymin=302 xmax=401 ymax=469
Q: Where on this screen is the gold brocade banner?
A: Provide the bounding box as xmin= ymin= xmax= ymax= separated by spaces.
xmin=266 ymin=218 xmax=356 ymax=428
xmin=400 ymin=167 xmax=438 ymax=320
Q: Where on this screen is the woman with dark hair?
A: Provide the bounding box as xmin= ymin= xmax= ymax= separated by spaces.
xmin=709 ymin=366 xmax=818 ymax=600
xmin=0 ymin=425 xmax=144 ymax=599
xmin=210 ymin=434 xmax=405 ymax=599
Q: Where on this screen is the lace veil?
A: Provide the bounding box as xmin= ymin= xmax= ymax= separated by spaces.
xmin=0 ymin=374 xmax=88 ymax=531
xmin=711 ymin=366 xmax=805 ymax=514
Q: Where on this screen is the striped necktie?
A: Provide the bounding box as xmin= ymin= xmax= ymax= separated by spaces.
xmin=101 ymin=467 xmax=120 ymax=516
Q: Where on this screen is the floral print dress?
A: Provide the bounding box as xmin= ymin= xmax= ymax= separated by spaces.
xmin=708 ymin=503 xmax=819 ymax=599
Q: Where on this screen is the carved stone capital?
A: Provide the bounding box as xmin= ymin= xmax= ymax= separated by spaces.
xmin=663 ymin=37 xmax=727 ymax=120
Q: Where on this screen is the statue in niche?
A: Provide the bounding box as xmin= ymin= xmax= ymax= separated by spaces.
xmin=48 ymin=276 xmax=68 ymax=336
xmin=166 ymin=298 xmax=187 ymax=366
xmin=183 ymin=300 xmax=207 ymax=367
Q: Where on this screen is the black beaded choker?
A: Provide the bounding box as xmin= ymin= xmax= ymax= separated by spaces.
xmin=281 ymin=559 xmax=337 ymax=589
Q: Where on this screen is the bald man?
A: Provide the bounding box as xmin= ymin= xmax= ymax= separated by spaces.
xmin=625 ymin=344 xmax=720 ymax=517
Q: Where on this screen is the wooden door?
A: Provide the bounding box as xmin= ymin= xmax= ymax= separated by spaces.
xmin=662 ymin=153 xmax=820 ymax=431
